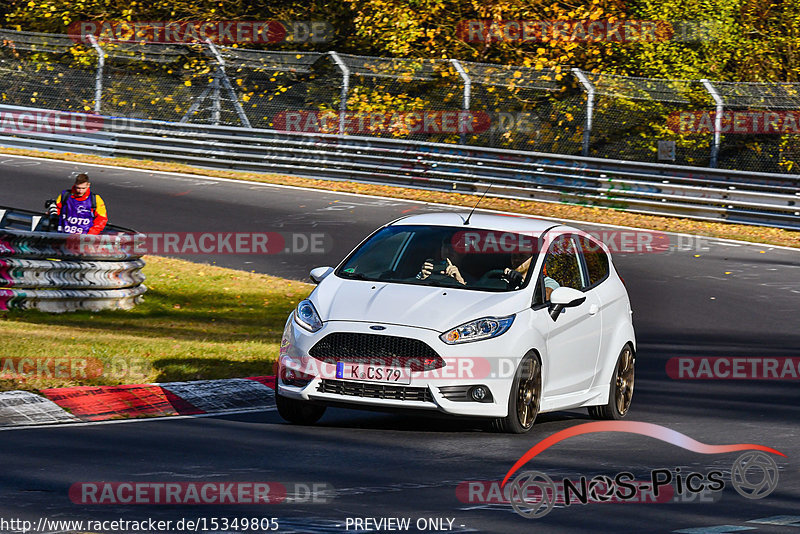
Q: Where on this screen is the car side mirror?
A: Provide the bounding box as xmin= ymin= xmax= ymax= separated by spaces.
xmin=548 ymin=287 xmax=586 ymax=320
xmin=309 ymin=266 xmax=334 ymax=284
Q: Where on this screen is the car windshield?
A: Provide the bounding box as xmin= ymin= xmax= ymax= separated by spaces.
xmin=336 ymin=225 xmax=538 ymax=292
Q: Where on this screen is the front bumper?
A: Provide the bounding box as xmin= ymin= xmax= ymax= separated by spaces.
xmin=277 ymin=316 xmax=520 ymax=418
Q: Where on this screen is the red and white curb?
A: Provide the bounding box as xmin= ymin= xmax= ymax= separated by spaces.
xmin=0 ymin=376 xmax=275 ymax=427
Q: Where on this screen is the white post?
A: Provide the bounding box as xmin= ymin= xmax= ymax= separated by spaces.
xmin=87 ymin=35 xmax=104 ymax=114
xmin=450 ymin=59 xmax=471 ymax=144
xmin=701 ymin=78 xmax=723 ymax=168
xmin=572 ymin=68 xmax=595 ymax=157
xmin=329 ymin=51 xmax=350 ymax=135
xmin=211 ymin=74 xmax=221 ymax=125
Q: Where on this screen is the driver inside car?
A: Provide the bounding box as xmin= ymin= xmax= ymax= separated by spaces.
xmin=416 ymin=237 xmax=467 ymax=285
xmin=502 ymin=252 xmax=533 ymax=289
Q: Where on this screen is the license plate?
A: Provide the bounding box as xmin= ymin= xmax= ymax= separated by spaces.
xmin=336 ymin=362 xmax=411 ymax=385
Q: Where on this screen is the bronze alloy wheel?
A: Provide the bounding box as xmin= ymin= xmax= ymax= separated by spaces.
xmin=516 ymin=357 xmax=542 ymax=429
xmin=492 ymin=354 xmax=542 ymax=433
xmin=589 ymin=344 xmax=635 ymax=420
xmin=615 ymin=346 xmax=635 ymax=416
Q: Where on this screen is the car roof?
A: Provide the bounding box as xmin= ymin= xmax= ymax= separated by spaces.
xmin=389 ymin=212 xmax=564 ymax=235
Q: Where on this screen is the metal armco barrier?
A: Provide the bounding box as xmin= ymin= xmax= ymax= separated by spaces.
xmin=0 ymin=205 xmax=147 ymax=312
xmin=0 ymin=103 xmax=798 ymax=230
xmin=0 ymin=259 xmax=145 ymax=289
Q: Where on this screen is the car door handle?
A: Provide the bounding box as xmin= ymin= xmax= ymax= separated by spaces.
xmin=588 ymin=304 xmax=599 ymax=316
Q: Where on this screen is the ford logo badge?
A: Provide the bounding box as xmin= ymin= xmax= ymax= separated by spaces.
xmin=370 ymin=325 xmax=386 ymax=331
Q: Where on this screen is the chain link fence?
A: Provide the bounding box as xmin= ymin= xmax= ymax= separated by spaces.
xmin=1 ymin=28 xmax=799 ymax=173
xmin=0 ymin=29 xmax=97 ymax=112
xmin=585 ymin=73 xmax=714 ymax=167
xmin=705 ymin=81 xmax=800 ymax=173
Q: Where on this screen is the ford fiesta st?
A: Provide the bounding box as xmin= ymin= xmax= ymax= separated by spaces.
xmin=275 ymin=212 xmax=635 ymax=433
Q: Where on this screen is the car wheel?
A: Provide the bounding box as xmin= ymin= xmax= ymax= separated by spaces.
xmin=492 ymin=354 xmax=541 ymax=434
xmin=275 ymin=393 xmax=326 ymax=425
xmin=589 ymin=344 xmax=635 ymax=420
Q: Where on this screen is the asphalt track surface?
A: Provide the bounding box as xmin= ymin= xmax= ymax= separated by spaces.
xmin=1 ymin=155 xmax=799 ymax=533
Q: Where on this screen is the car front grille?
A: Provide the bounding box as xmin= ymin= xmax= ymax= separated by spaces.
xmin=309 ymin=332 xmax=444 ymax=372
xmin=317 ymin=379 xmax=433 ymax=403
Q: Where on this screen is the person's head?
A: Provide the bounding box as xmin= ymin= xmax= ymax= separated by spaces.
xmin=73 ymin=173 xmax=90 ymax=196
xmin=440 ymin=236 xmax=462 ymax=262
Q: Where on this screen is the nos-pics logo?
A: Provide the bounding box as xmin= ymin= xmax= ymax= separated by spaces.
xmin=502 ymin=421 xmax=783 ymax=519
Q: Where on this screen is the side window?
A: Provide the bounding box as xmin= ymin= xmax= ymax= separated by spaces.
xmin=542 ymin=235 xmax=584 ymax=300
xmin=578 ymin=235 xmax=610 ymax=287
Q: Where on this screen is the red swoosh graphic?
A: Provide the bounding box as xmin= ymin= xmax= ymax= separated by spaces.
xmin=501 ymin=421 xmax=785 ymax=487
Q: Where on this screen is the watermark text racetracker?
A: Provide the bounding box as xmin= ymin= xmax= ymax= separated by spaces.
xmin=667 ymin=357 xmax=800 ymax=380
xmin=70 ymin=232 xmax=330 ymax=256
xmin=449 ymin=229 xmax=710 ymax=255
xmin=668 ymin=110 xmax=800 ymax=134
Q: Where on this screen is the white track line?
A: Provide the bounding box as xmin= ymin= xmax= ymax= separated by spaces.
xmin=1 ymin=151 xmax=798 ymax=253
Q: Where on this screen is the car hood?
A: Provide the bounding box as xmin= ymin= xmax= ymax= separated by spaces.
xmin=311 ymin=275 xmax=529 ymax=332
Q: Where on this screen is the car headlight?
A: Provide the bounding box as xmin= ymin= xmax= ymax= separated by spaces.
xmin=294 ymin=299 xmax=323 ymax=332
xmin=440 ymin=315 xmax=515 ymax=344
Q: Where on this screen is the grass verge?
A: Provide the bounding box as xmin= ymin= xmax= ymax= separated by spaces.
xmin=0 ymin=255 xmax=313 ymax=392
xmin=2 ymin=147 xmax=797 ymax=248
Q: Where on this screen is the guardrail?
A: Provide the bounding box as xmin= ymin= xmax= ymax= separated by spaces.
xmin=0 ymin=103 xmax=798 ymax=230
xmin=0 ymin=205 xmax=147 ymax=312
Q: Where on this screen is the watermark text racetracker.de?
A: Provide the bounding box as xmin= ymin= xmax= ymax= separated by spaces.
xmin=455 ymin=19 xmax=722 ymax=43
xmin=69 ymin=481 xmax=333 ymax=505
xmin=68 ymin=20 xmax=334 ymax=45
xmin=69 ymin=232 xmax=330 ymax=256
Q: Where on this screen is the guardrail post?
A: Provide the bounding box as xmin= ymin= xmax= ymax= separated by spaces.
xmin=329 ymin=51 xmax=350 ymax=136
xmin=87 ymin=35 xmax=104 ymax=114
xmin=572 ymin=68 xmax=595 ymax=157
xmin=701 ymin=79 xmax=723 ymax=168
xmin=450 ymin=59 xmax=471 ymax=145
xmin=210 ymin=72 xmax=221 ymax=125
xmin=204 ymin=39 xmax=252 ymax=128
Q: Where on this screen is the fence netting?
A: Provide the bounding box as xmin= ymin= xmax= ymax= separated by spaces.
xmin=329 ymin=54 xmax=464 ymax=143
xmin=709 ymin=81 xmax=800 ymax=173
xmin=463 ymin=62 xmax=583 ymax=154
xmin=0 ymin=29 xmax=96 ymax=112
xmin=585 ymin=73 xmax=714 ymax=167
xmin=219 ymin=48 xmax=327 ymax=129
xmin=0 ymin=27 xmax=797 ymax=173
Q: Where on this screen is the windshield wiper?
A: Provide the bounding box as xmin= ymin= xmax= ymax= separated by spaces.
xmin=340 ymin=271 xmax=370 ymax=280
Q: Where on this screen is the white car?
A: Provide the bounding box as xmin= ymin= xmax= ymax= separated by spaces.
xmin=276 ymin=212 xmax=635 ymax=433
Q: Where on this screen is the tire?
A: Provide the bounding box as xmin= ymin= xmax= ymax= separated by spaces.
xmin=492 ymin=354 xmax=542 ymax=434
xmin=275 ymin=393 xmax=326 ymax=425
xmin=589 ymin=344 xmax=635 ymax=420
